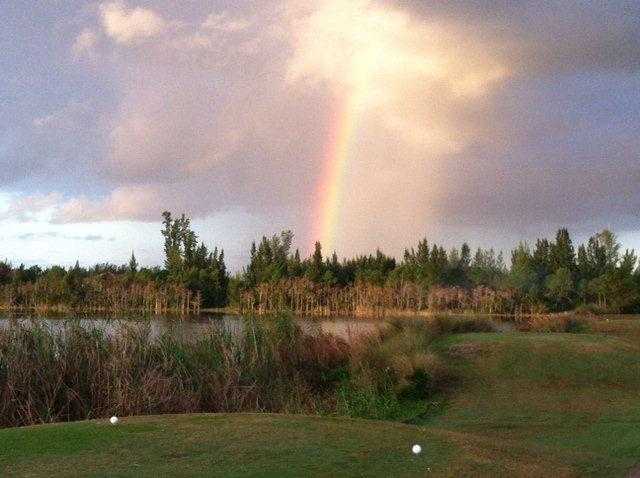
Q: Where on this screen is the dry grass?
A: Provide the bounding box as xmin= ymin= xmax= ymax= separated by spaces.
xmin=0 ymin=315 xmax=458 ymax=428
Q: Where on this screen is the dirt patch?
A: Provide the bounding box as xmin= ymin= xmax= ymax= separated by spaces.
xmin=628 ymin=465 xmax=640 ymax=477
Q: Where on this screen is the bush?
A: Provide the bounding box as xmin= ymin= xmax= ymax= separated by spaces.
xmin=561 ymin=317 xmax=588 ymax=333
xmin=339 ymin=322 xmax=456 ymax=420
xmin=573 ymin=303 xmax=608 ymax=316
xmin=520 ymin=315 xmax=589 ymax=333
xmin=429 ymin=316 xmax=497 ymax=336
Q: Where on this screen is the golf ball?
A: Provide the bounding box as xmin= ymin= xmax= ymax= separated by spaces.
xmin=412 ymin=444 xmax=422 ymax=454
xmin=110 ymin=416 xmax=119 ymax=425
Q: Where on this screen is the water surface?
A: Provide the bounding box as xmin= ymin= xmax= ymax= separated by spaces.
xmin=0 ymin=313 xmax=385 ymax=341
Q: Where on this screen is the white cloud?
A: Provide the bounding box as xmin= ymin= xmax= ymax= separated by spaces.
xmin=72 ymin=28 xmax=98 ymax=56
xmin=284 ymin=0 xmax=510 ymax=250
xmin=33 ymin=102 xmax=86 ymax=129
xmin=100 ymin=2 xmax=166 ymax=44
xmin=0 ymin=219 xmax=163 ymax=268
xmin=287 ymin=0 xmax=506 ymax=105
xmin=52 ymin=186 xmax=161 ymax=223
xmin=202 ymin=12 xmax=251 ymax=32
xmin=285 ymin=0 xmax=507 ymax=160
xmin=171 ymin=32 xmax=214 ymax=50
xmin=170 ymin=11 xmax=252 ymax=51
xmin=2 ymin=193 xmax=63 ymax=222
xmin=33 ymin=115 xmax=56 ymax=128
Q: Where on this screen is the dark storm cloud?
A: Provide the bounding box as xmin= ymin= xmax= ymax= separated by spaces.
xmin=369 ymin=0 xmax=640 ymax=239
xmin=389 ymin=0 xmax=640 ymax=75
xmin=0 ymin=100 xmax=106 ymax=195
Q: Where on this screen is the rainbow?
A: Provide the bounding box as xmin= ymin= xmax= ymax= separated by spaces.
xmin=312 ymin=91 xmax=361 ymax=254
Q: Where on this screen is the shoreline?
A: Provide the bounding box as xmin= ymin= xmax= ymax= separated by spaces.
xmin=0 ymin=304 xmax=628 ymax=321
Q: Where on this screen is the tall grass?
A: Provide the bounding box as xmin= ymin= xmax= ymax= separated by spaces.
xmin=0 ymin=315 xmax=465 ymax=428
xmin=337 ymin=320 xmax=457 ymax=420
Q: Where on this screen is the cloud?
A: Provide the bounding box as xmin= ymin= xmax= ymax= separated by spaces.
xmin=3 ymin=193 xmax=62 ymax=222
xmin=386 ymin=1 xmax=640 ymax=77
xmin=284 ymin=0 xmax=511 ymax=248
xmin=86 ymin=0 xmax=509 ymax=244
xmin=72 ymin=28 xmax=98 ymax=56
xmin=18 ymin=232 xmax=57 ymax=241
xmin=172 ymin=10 xmax=260 ymax=52
xmin=286 ymin=0 xmax=506 ymax=97
xmin=100 ymin=2 xmax=166 ymax=44
xmin=32 ymin=101 xmax=88 ymax=129
xmin=202 ymin=12 xmax=251 ymax=32
xmin=69 ymin=234 xmax=106 ymax=241
xmin=13 ymin=0 xmax=640 ymax=258
xmin=16 ymin=231 xmax=107 ymax=242
xmin=52 ymin=186 xmax=162 ymax=223
xmin=1 ymin=97 xmax=100 ymax=188
xmin=33 ymin=115 xmax=56 ymax=128
xmin=286 ymin=0 xmax=507 ymax=159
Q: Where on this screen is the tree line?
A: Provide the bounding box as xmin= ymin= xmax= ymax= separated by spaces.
xmin=0 ymin=211 xmax=227 ymax=313
xmin=1 ymin=212 xmax=638 ymax=315
xmin=232 ymin=228 xmax=640 ymax=315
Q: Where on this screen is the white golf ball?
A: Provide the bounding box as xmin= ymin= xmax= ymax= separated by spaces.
xmin=412 ymin=444 xmax=422 ymax=454
xmin=110 ymin=416 xmax=119 ymax=425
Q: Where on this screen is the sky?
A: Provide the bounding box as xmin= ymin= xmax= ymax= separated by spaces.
xmin=1 ymin=0 xmax=639 ymax=270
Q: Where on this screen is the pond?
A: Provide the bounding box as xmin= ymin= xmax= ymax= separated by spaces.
xmin=0 ymin=313 xmax=387 ymax=341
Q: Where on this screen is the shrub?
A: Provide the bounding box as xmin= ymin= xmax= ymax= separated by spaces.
xmin=339 ymin=322 xmax=456 ymax=420
xmin=520 ymin=315 xmax=589 ymax=333
xmin=561 ymin=317 xmax=588 ymax=333
xmin=573 ymin=303 xmax=608 ymax=317
xmin=429 ymin=316 xmax=497 ymax=336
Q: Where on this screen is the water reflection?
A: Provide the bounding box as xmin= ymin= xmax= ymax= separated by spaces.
xmin=0 ymin=314 xmax=385 ymax=341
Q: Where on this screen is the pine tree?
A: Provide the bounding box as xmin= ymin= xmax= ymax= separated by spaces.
xmin=128 ymin=252 xmax=138 ymax=274
xmin=460 ymin=243 xmax=471 ymax=269
xmin=549 ymin=228 xmax=576 ymax=273
xmin=161 ymin=211 xmax=183 ymax=277
xmin=307 ymin=241 xmax=324 ymax=282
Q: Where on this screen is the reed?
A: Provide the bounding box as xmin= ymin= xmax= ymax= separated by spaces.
xmin=1 ymin=276 xmax=201 ymax=315
xmin=0 ymin=315 xmax=456 ymax=428
xmin=237 ymin=278 xmax=524 ymax=317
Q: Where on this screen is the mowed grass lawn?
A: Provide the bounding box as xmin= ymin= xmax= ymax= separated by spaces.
xmin=427 ymin=332 xmax=640 ymax=476
xmin=0 ymin=414 xmax=449 ymax=477
xmin=2 ymin=327 xmax=640 ymax=477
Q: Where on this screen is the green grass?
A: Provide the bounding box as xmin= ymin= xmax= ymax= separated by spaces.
xmin=426 ymin=332 xmax=640 ymax=476
xmin=0 ymin=414 xmax=452 ymax=477
xmin=3 ymin=328 xmax=640 ymax=477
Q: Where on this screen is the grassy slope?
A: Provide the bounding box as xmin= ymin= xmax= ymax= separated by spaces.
xmin=2 ymin=330 xmax=640 ymax=477
xmin=427 ymin=332 xmax=640 ymax=477
xmin=0 ymin=414 xmax=450 ymax=477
